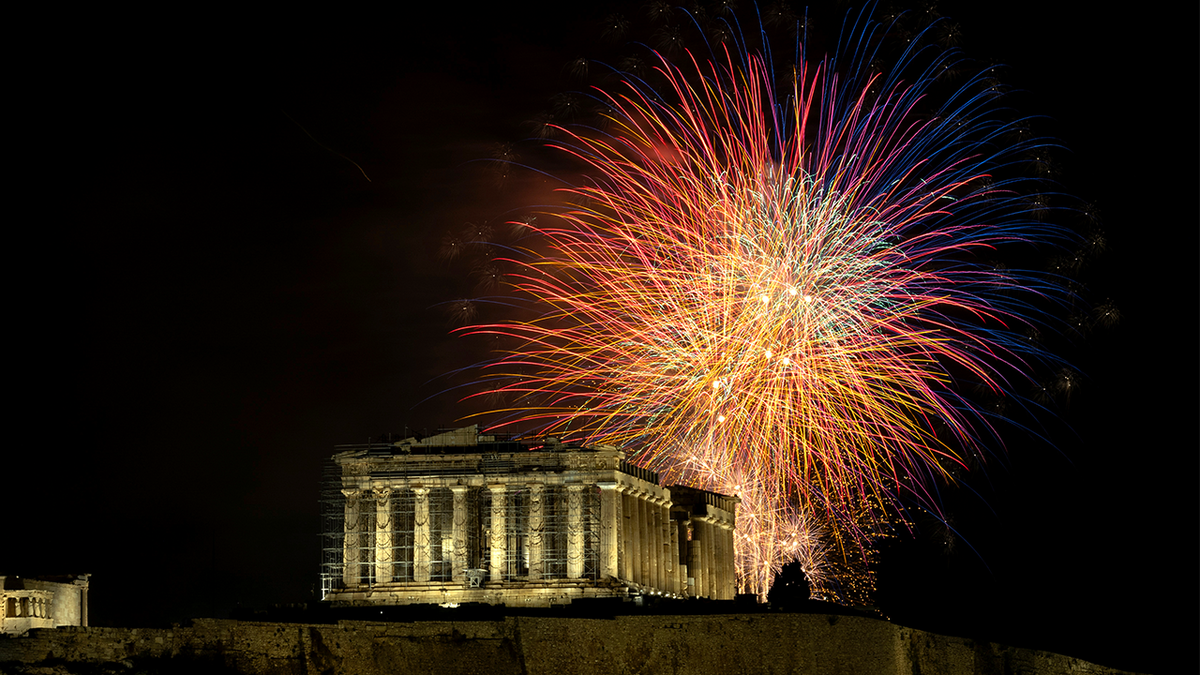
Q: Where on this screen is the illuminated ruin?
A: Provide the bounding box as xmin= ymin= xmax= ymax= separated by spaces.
xmin=0 ymin=575 xmax=89 ymax=635
xmin=321 ymin=426 xmax=737 ymax=607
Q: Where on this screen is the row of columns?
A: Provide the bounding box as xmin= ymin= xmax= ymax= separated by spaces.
xmin=611 ymin=483 xmax=682 ymax=595
xmin=687 ymin=513 xmax=736 ymax=600
xmin=341 ymin=482 xmax=735 ymax=597
xmin=343 ymin=484 xmax=588 ymax=587
xmin=487 ymin=483 xmax=584 ymax=582
xmin=4 ymin=594 xmax=52 ymax=619
xmin=343 ymin=486 xmax=470 ymax=586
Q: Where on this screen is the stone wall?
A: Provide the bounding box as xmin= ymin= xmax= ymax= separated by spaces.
xmin=0 ymin=614 xmax=1144 ymax=675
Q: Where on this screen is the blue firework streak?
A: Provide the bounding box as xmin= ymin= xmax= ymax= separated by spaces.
xmin=460 ymin=4 xmax=1080 ymax=599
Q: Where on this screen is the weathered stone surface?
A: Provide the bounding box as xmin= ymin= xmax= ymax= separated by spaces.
xmin=0 ymin=614 xmax=1146 ymax=675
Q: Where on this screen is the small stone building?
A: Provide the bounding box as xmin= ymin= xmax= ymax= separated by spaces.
xmin=321 ymin=426 xmax=737 ymax=607
xmin=0 ymin=575 xmax=90 ymax=634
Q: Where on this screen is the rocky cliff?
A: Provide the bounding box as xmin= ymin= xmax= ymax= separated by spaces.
xmin=0 ymin=613 xmax=1144 ymax=675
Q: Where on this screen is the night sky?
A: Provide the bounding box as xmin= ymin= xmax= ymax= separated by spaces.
xmin=12 ymin=2 xmax=1194 ymax=674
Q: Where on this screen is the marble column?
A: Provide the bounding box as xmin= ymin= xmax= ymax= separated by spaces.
xmin=715 ymin=517 xmax=726 ymax=599
xmin=725 ymin=518 xmax=735 ymax=598
xmin=598 ymin=482 xmax=620 ymax=580
xmin=650 ymin=498 xmax=662 ymax=590
xmin=666 ymin=503 xmax=678 ymax=594
xmin=413 ymin=487 xmax=431 ymax=582
xmin=527 ymin=483 xmax=545 ymax=580
xmin=566 ymin=484 xmax=584 ymax=579
xmin=341 ymin=489 xmax=360 ymax=587
xmin=709 ymin=518 xmax=719 ymax=598
xmin=725 ymin=518 xmax=737 ymax=598
xmin=709 ymin=516 xmax=720 ymax=599
xmin=676 ymin=518 xmax=689 ymax=595
xmin=638 ymin=492 xmax=648 ymax=581
xmin=628 ymin=489 xmax=642 ymax=583
xmin=687 ymin=519 xmax=701 ymax=597
xmin=620 ymin=487 xmax=633 ymax=581
xmin=450 ymin=486 xmax=469 ymax=582
xmin=705 ymin=518 xmax=718 ymax=598
xmin=374 ymin=487 xmax=393 ymax=584
xmin=722 ymin=517 xmax=732 ymax=599
xmin=488 ymin=485 xmax=507 ymax=582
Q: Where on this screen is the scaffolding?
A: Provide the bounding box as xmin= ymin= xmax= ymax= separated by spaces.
xmin=321 ymin=478 xmax=602 ymax=597
xmin=318 ymin=458 xmax=344 ymax=601
xmin=478 ymin=484 xmax=601 ymax=582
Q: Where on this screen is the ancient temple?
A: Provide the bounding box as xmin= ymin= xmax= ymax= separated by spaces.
xmin=0 ymin=575 xmax=90 ymax=634
xmin=321 ymin=426 xmax=738 ymax=607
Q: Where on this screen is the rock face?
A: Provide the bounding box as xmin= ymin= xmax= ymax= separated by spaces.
xmin=0 ymin=613 xmax=1142 ymax=675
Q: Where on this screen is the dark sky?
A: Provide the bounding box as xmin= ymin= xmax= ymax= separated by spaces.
xmin=12 ymin=2 xmax=1194 ymax=674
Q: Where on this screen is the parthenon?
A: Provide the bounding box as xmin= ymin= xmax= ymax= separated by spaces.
xmin=321 ymin=426 xmax=738 ymax=607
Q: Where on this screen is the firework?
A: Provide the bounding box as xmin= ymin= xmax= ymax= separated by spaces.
xmin=463 ymin=8 xmax=1072 ymax=600
xmin=661 ymin=444 xmax=829 ymax=600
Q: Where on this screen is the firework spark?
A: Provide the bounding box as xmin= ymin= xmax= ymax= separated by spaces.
xmin=661 ymin=444 xmax=829 ymax=600
xmin=463 ymin=9 xmax=1072 ymax=599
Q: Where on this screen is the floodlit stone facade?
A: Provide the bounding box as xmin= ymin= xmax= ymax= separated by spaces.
xmin=0 ymin=575 xmax=89 ymax=635
xmin=321 ymin=426 xmax=738 ymax=607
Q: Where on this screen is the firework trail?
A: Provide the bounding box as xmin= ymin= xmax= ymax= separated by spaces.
xmin=661 ymin=444 xmax=828 ymax=600
xmin=463 ymin=7 xmax=1072 ymax=599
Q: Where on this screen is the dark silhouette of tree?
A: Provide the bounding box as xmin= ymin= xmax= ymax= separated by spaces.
xmin=767 ymin=560 xmax=811 ymax=610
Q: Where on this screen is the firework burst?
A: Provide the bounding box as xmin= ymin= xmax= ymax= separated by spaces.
xmin=462 ymin=7 xmax=1075 ymax=600
xmin=661 ymin=443 xmax=829 ymax=600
